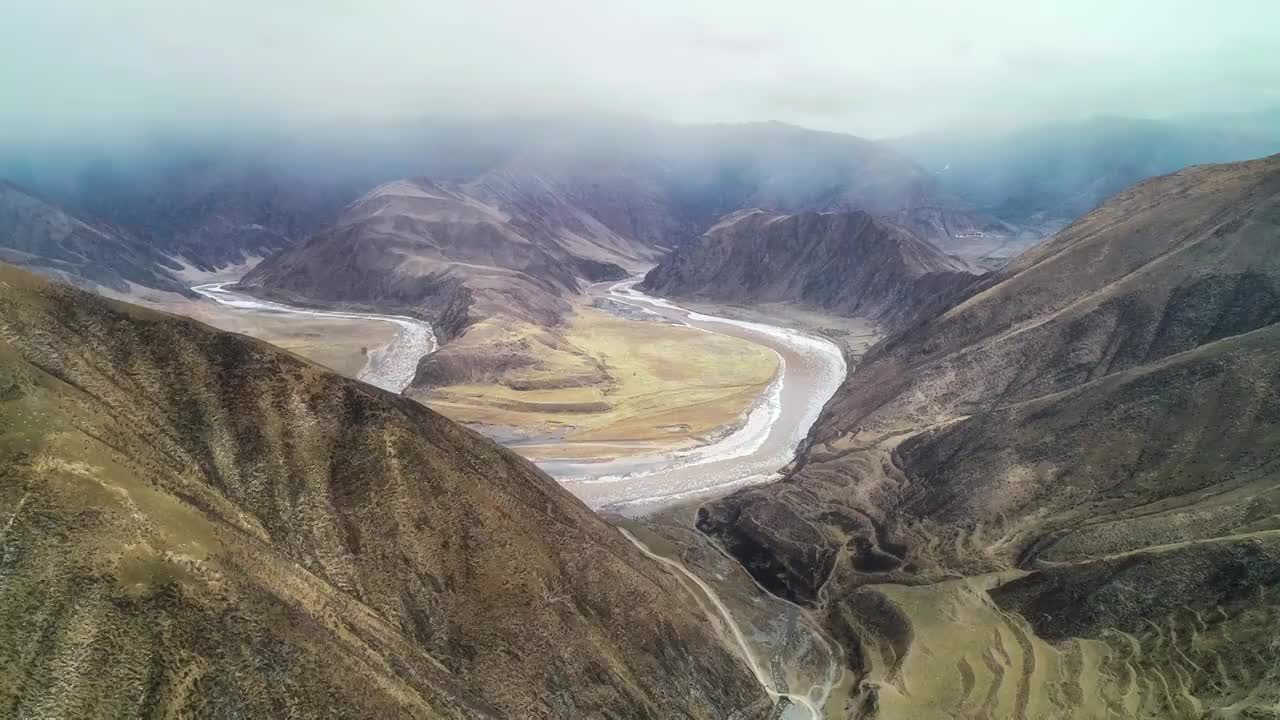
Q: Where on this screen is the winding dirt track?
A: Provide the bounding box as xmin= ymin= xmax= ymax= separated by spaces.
xmin=619 ymin=528 xmax=827 ymax=719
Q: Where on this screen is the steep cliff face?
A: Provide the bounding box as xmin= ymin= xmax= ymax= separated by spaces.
xmin=698 ymin=155 xmax=1280 ymax=718
xmin=642 ymin=209 xmax=985 ymax=332
xmin=0 ymin=263 xmax=769 ymax=719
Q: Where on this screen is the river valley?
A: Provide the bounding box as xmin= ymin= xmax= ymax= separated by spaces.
xmin=187 ymin=276 xmax=851 ymax=719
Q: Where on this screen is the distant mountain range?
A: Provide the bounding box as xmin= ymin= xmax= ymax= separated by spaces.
xmin=224 ymin=121 xmax=978 ymax=390
xmin=5 ymin=113 xmax=1274 ymax=315
xmin=1 ymin=119 xmax=963 ymax=310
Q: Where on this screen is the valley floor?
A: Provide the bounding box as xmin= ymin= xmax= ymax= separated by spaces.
xmin=415 ymin=302 xmax=780 ymax=462
xmin=140 ymin=293 xmax=402 ymax=378
xmin=152 ymin=276 xmax=789 ymax=469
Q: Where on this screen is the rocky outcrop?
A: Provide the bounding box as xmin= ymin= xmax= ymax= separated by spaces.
xmin=0 ymin=263 xmax=769 ymax=718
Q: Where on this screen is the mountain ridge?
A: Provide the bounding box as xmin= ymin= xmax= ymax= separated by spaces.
xmin=0 ymin=180 xmax=194 ymax=297
xmin=0 ymin=261 xmax=770 ymax=718
xmin=642 ymin=208 xmax=986 ymax=333
xmin=694 ymin=153 xmax=1280 ymax=717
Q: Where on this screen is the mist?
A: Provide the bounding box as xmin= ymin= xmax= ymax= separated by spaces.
xmin=4 ymin=0 xmax=1279 ymax=147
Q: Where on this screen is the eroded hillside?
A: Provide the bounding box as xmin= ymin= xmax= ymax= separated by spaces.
xmin=642 ymin=209 xmax=985 ymax=333
xmin=698 ymin=154 xmax=1280 ymax=718
xmin=0 ymin=264 xmax=770 ymax=718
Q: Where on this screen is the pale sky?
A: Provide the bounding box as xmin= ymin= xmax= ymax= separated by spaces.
xmin=3 ymin=0 xmax=1278 ymax=143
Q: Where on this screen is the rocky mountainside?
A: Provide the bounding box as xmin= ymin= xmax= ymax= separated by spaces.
xmin=0 ymin=181 xmax=192 ymax=297
xmin=642 ymin=209 xmax=986 ymax=332
xmin=0 ymin=263 xmax=770 ymax=718
xmin=238 ymin=177 xmax=649 ymax=340
xmin=698 ymin=154 xmax=1280 ymax=717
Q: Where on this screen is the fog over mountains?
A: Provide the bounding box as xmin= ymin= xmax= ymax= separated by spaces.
xmin=4 ymin=111 xmax=1276 ymax=297
xmin=2 ymin=3 xmax=1280 ymax=719
xmin=894 ymin=112 xmax=1280 ymax=237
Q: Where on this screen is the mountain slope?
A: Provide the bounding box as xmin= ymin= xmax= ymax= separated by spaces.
xmin=0 ymin=263 xmax=769 ymax=718
xmin=238 ymin=177 xmax=651 ymax=339
xmin=67 ymin=152 xmax=361 ymax=270
xmin=697 ymin=154 xmax=1280 ymax=717
xmin=0 ymin=181 xmax=192 ymax=297
xmin=896 ymin=115 xmax=1280 ymax=243
xmin=642 ymin=209 xmax=985 ymax=332
xmin=490 ymin=120 xmax=990 ymax=251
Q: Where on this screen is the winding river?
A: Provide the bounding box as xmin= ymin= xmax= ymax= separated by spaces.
xmin=191 ymin=279 xmax=846 ymax=512
xmin=191 ymin=276 xmax=847 ymax=718
xmin=548 ymin=280 xmax=846 ymax=513
xmin=191 ymin=282 xmax=437 ymax=393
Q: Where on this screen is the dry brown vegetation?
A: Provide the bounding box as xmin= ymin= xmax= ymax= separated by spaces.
xmin=139 ymin=295 xmax=402 ymax=377
xmin=0 ymin=263 xmax=769 ymax=718
xmin=698 ymin=154 xmax=1280 ymax=718
xmin=411 ymin=306 xmax=779 ymax=460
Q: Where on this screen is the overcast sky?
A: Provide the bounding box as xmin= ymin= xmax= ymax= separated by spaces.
xmin=3 ymin=0 xmax=1278 ymax=144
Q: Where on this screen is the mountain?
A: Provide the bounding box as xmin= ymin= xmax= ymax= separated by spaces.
xmin=5 ymin=118 xmax=986 ymax=276
xmin=0 ymin=181 xmax=192 ymax=297
xmin=238 ymin=123 xmax=972 ymax=390
xmin=491 ymin=120 xmax=989 ymax=250
xmin=0 ymin=262 xmax=769 ymax=718
xmin=642 ymin=209 xmax=986 ymax=332
xmin=895 ymin=115 xmax=1280 ymax=245
xmin=696 ymin=154 xmax=1280 ymax=717
xmin=66 ymin=152 xmax=363 ymax=271
xmin=238 ymin=176 xmax=652 ymax=340
xmin=0 ymin=124 xmax=514 ymax=272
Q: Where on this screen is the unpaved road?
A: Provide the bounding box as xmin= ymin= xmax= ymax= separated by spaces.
xmin=619 ymin=528 xmax=826 ymax=720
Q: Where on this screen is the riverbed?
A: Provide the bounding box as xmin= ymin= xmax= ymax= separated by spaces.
xmin=190 ymin=279 xmax=846 ymax=514
xmin=191 ymin=282 xmax=437 ymax=393
xmin=546 ymin=279 xmax=847 ymax=513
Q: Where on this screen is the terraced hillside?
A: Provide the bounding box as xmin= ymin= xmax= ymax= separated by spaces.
xmin=697 ymin=154 xmax=1280 ymax=718
xmin=0 ymin=263 xmax=769 ymax=718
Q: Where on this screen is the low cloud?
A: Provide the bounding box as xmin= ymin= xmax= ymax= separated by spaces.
xmin=2 ymin=0 xmax=1278 ymax=145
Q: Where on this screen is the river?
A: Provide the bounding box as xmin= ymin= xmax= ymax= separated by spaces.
xmin=191 ymin=282 xmax=437 ymax=394
xmin=191 ymin=279 xmax=846 ymax=513
xmin=191 ymin=276 xmax=845 ymax=718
